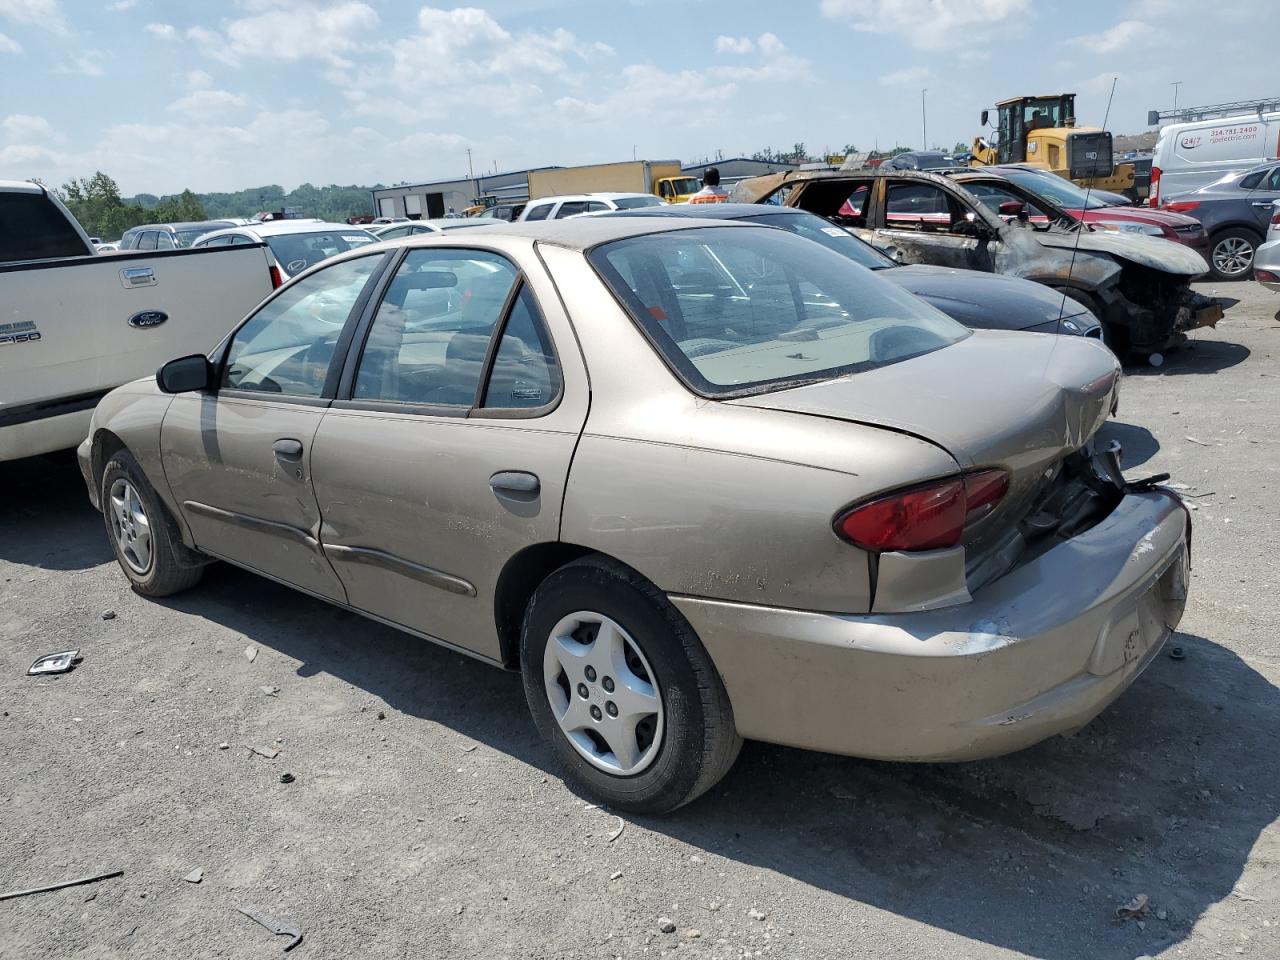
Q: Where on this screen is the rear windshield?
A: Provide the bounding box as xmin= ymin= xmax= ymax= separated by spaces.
xmin=0 ymin=191 xmax=90 ymax=263
xmin=174 ymin=223 xmax=233 ymax=246
xmin=746 ymin=212 xmax=894 ymax=270
xmin=266 ymin=230 xmax=376 ymax=275
xmin=612 ymin=196 xmax=665 ymax=209
xmin=589 ymin=226 xmax=968 ymax=397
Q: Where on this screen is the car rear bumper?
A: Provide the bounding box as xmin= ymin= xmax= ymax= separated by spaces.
xmin=1255 ymin=239 xmax=1280 ymax=291
xmin=673 ymin=490 xmax=1188 ymax=762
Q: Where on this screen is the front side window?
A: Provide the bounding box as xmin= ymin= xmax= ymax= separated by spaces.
xmin=555 ymin=201 xmax=588 ymax=218
xmin=155 ymin=232 xmax=176 ymax=250
xmin=589 ymin=226 xmax=968 ymax=397
xmin=352 ymin=249 xmax=519 ymax=407
xmin=137 ymin=232 xmax=159 ymax=251
xmin=884 ymin=183 xmax=966 ymax=232
xmin=523 ymin=203 xmax=553 ymax=221
xmin=222 ymin=255 xmax=381 ymax=397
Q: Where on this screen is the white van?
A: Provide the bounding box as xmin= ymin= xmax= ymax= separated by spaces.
xmin=1151 ymin=112 xmax=1280 ymax=206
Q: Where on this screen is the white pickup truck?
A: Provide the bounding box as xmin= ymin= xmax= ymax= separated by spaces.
xmin=1 ymin=180 xmax=276 ymax=461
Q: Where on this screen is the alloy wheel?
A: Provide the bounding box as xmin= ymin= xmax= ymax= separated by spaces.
xmin=108 ymin=477 xmax=153 ymax=575
xmin=542 ymin=611 xmax=664 ymax=776
xmin=1213 ymin=236 xmax=1254 ymax=278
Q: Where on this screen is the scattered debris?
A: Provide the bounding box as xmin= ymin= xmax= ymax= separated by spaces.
xmin=689 ymin=855 xmax=703 ymax=864
xmin=1184 ymin=436 xmax=1211 ymax=446
xmin=1115 ymin=894 xmax=1150 ymax=922
xmin=610 ymin=871 xmax=623 ymax=881
xmin=0 ymin=869 xmax=123 ymax=902
xmin=101 ymin=610 xmax=116 ymax=621
xmin=27 ymin=650 xmax=80 ymax=676
xmin=259 ymin=685 xmax=279 ymax=697
xmin=248 ymin=745 xmax=280 ymax=760
xmin=376 ymin=710 xmax=386 ymax=720
xmin=607 ymin=817 xmax=626 ymax=843
xmin=707 ymin=902 xmax=722 ymax=912
xmin=462 ymin=745 xmax=477 ymax=753
xmin=235 ymin=905 xmax=303 ymax=952
xmin=748 ymin=908 xmax=767 ymax=921
xmin=244 ymin=646 xmax=257 ymax=663
xmin=279 ymin=773 xmax=295 ymax=784
xmin=1156 ymin=908 xmax=1168 ymax=921
xmin=686 ymin=929 xmax=702 ymax=939
xmin=218 ymin=742 xmax=230 ymax=750
xmin=1233 ymin=890 xmax=1260 ymax=903
xmin=183 ymin=868 xmax=203 ymax=884
xmin=657 ymin=917 xmax=676 ymax=934
xmin=1168 ymin=646 xmax=1186 ymax=661
xmin=829 ymin=784 xmax=856 ymax=800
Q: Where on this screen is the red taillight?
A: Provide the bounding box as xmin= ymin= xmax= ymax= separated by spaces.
xmin=1150 ymin=165 xmax=1162 ymax=206
xmin=834 ymin=469 xmax=1009 ymax=553
xmin=1256 ymin=269 xmax=1279 ymax=284
xmin=1165 ymin=200 xmax=1199 ymax=213
xmin=1270 ymin=209 xmax=1280 ymax=227
xmin=269 ymin=265 xmax=284 ymax=288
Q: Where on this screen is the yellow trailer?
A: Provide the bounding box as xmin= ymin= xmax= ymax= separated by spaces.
xmin=527 ymin=160 xmax=700 ymax=203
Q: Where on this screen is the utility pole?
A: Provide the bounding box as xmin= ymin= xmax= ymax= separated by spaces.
xmin=466 ymin=148 xmax=474 ymax=180
xmin=1171 ymin=80 xmax=1183 ymax=114
xmin=921 ymin=88 xmax=928 ymax=150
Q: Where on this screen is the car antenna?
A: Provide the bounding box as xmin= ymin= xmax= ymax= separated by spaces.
xmin=1058 ymin=76 xmax=1119 ymax=337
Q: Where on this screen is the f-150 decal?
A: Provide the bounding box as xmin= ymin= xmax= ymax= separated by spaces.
xmin=0 ymin=320 xmax=40 ymax=346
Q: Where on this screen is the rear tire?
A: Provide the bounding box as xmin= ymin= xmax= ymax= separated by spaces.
xmin=520 ymin=556 xmax=741 ymax=814
xmin=101 ymin=450 xmax=204 ymax=598
xmin=1207 ymin=227 xmax=1261 ymax=281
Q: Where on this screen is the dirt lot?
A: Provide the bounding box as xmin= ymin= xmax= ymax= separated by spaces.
xmin=2 ymin=281 xmax=1278 ymax=960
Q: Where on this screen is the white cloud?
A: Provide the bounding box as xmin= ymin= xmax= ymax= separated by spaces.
xmin=879 ymin=66 xmax=930 ymax=87
xmin=58 ymin=50 xmax=106 ymax=76
xmin=222 ymin=1 xmax=379 ymax=66
xmin=0 ymin=0 xmax=64 ymax=29
xmin=715 ymin=35 xmax=753 ymax=54
xmin=167 ymin=89 xmax=247 ymax=116
xmin=107 ymin=0 xmax=139 ymax=9
xmin=821 ymin=0 xmax=1029 ymax=50
xmin=2 ymin=113 xmax=56 ymax=141
xmin=757 ymin=32 xmax=785 ymax=57
xmin=145 ymin=22 xmax=175 ymax=39
xmin=185 ymin=26 xmax=238 ymax=66
xmin=0 ymin=30 xmax=20 ymax=52
xmin=185 ymin=68 xmax=212 ymax=89
xmin=1069 ymin=20 xmax=1160 ymax=55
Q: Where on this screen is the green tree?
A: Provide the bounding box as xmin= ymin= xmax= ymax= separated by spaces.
xmin=841 ymin=143 xmax=858 ymax=156
xmin=57 ymin=171 xmax=149 ymax=239
xmin=791 ymin=142 xmax=808 ymax=162
xmin=953 ymin=141 xmax=969 ymax=155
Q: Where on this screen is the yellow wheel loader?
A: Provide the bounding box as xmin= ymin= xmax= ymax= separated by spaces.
xmin=971 ymin=94 xmax=1139 ymax=199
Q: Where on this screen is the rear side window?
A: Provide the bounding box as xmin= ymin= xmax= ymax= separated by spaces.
xmin=555 ymin=201 xmax=588 ymax=218
xmin=524 ymin=204 xmax=552 ymax=221
xmin=0 ymin=191 xmax=90 ymax=263
xmin=137 ymin=232 xmax=159 ymax=251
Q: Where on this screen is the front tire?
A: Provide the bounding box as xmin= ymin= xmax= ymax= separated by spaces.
xmin=1208 ymin=227 xmax=1261 ymax=281
xmin=520 ymin=557 xmax=741 ymax=814
xmin=101 ymin=450 xmax=204 ymax=597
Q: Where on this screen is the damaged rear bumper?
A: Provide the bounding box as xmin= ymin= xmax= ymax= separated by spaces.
xmin=674 ymin=490 xmax=1189 ymax=762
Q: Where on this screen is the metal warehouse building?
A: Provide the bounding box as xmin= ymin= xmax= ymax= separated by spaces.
xmin=681 ymin=158 xmax=800 ymax=181
xmin=370 ymin=167 xmax=560 ymax=219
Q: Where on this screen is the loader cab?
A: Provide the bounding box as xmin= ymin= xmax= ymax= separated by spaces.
xmin=984 ymin=95 xmax=1077 ymax=165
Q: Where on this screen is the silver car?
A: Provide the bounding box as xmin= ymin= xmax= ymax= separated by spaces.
xmin=78 ymin=219 xmax=1190 ymax=813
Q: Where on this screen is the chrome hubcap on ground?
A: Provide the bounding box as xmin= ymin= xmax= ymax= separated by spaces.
xmin=1213 ymin=236 xmax=1254 ymax=277
xmin=542 ymin=611 xmax=664 ymax=776
xmin=108 ymin=478 xmax=152 ymax=575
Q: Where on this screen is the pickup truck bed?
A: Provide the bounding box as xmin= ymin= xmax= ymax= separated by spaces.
xmin=1 ymin=244 xmax=274 ymax=461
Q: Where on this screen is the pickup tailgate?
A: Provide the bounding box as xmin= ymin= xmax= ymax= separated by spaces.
xmin=1 ymin=246 xmax=273 ymax=416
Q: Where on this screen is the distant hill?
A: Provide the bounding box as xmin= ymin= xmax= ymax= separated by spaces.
xmin=1113 ymin=131 xmax=1158 ymax=153
xmin=124 ymin=183 xmax=384 ymax=222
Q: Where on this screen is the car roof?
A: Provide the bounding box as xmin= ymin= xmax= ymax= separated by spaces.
xmin=201 ymin=220 xmax=375 ymax=240
xmin=606 ymin=203 xmax=805 ymax=221
xmin=128 ymin=219 xmax=235 ymax=232
xmin=528 ymin=193 xmax=659 ymax=204
xmin=372 ymin=216 xmax=754 ymax=252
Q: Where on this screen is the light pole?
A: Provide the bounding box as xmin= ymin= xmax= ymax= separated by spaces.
xmin=921 ymin=88 xmax=928 ymax=150
xmin=1171 ymin=81 xmax=1183 ymax=116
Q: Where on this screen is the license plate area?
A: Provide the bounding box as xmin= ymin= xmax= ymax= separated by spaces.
xmin=1087 ymin=545 xmax=1186 ymax=677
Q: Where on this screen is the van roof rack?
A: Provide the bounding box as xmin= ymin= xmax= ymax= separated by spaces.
xmin=1148 ymin=98 xmax=1280 ymax=126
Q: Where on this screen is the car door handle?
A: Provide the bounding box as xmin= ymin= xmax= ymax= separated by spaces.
xmin=272 ymin=438 xmax=304 ymax=463
xmin=489 ymin=471 xmax=540 ymax=496
xmin=1251 ymin=201 xmax=1276 ymax=207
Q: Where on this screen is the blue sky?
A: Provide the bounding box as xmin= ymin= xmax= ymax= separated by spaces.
xmin=0 ymin=0 xmax=1270 ymax=195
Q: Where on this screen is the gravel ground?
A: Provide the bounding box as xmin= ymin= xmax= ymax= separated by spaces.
xmin=2 ymin=281 xmax=1278 ymax=960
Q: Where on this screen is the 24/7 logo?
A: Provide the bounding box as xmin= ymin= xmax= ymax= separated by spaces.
xmin=1180 ymin=135 xmax=1202 ymax=149
xmin=0 ymin=320 xmax=41 ymax=346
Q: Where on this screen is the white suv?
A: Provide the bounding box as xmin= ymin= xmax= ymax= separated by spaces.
xmin=519 ymin=193 xmax=664 ymax=221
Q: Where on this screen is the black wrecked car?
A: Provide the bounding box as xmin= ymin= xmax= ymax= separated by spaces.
xmin=607 ymin=203 xmax=1104 ymax=340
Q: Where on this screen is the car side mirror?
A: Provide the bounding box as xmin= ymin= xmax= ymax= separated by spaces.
xmin=157 ymin=354 xmax=212 ymax=393
xmin=998 ymin=199 xmax=1026 ymax=217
